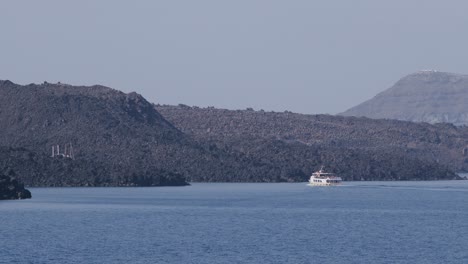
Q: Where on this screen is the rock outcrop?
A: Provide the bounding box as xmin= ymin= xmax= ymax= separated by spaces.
xmin=341 ymin=71 xmax=468 ymax=126
xmin=0 ymin=172 xmax=31 ymax=200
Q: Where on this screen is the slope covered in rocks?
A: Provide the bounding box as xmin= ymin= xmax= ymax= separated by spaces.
xmin=157 ymin=104 xmax=466 ymax=180
xmin=0 ymin=146 xmax=188 ymax=187
xmin=0 ymin=80 xmax=195 ymax=186
xmin=0 ymin=79 xmax=462 ymax=185
xmin=0 ymin=80 xmax=335 ymax=185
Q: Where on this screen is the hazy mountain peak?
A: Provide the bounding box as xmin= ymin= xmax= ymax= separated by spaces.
xmin=341 ymin=71 xmax=468 ymax=125
xmin=395 ymin=71 xmax=466 ymax=85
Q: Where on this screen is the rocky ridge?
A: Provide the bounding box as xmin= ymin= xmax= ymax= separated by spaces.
xmin=157 ymin=104 xmax=467 ymax=180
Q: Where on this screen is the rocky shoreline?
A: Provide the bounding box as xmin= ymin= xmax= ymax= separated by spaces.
xmin=0 ymin=174 xmax=31 ymax=200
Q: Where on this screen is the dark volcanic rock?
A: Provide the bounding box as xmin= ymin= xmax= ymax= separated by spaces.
xmin=0 ymin=80 xmax=194 ymax=186
xmin=1 ymin=80 xmax=336 ymax=185
xmin=341 ymin=71 xmax=468 ymax=126
xmin=0 ymin=79 xmax=462 ymax=184
xmin=0 ymin=172 xmax=31 ymax=200
xmin=0 ymin=146 xmax=187 ymax=187
xmin=157 ymin=105 xmax=464 ymax=181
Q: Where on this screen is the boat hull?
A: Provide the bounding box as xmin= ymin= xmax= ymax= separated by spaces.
xmin=308 ymin=176 xmax=342 ymax=186
xmin=307 ymin=182 xmax=341 ymax=186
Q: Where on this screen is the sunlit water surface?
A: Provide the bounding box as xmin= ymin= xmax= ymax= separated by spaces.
xmin=1 ymin=181 xmax=468 ymax=264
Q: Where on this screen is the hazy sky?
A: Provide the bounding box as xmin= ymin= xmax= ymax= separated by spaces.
xmin=2 ymin=0 xmax=468 ymax=114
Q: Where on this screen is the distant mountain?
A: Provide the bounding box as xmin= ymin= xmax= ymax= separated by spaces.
xmin=341 ymin=71 xmax=468 ymax=125
xmin=157 ymin=105 xmax=465 ymax=180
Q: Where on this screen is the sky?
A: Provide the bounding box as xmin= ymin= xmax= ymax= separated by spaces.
xmin=1 ymin=0 xmax=468 ymax=114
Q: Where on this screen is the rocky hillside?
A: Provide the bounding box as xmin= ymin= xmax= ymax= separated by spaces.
xmin=341 ymin=71 xmax=468 ymax=126
xmin=0 ymin=172 xmax=31 ymax=200
xmin=1 ymin=80 xmax=339 ymax=185
xmin=157 ymin=104 xmax=467 ymax=179
xmin=0 ymin=146 xmax=186 ymax=187
xmin=0 ymin=79 xmax=462 ymax=184
xmin=0 ymin=80 xmax=196 ymax=186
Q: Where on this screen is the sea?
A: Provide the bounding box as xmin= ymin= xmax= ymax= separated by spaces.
xmin=1 ymin=181 xmax=468 ymax=264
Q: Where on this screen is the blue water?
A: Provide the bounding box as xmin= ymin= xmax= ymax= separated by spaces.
xmin=1 ymin=181 xmax=468 ymax=264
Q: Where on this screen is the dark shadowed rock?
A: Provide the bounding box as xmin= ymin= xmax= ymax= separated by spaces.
xmin=0 ymin=172 xmax=31 ymax=200
xmin=0 ymin=146 xmax=188 ymax=187
xmin=341 ymin=71 xmax=468 ymax=126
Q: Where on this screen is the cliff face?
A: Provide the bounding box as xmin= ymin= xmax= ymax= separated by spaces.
xmin=0 ymin=173 xmax=31 ymax=200
xmin=157 ymin=104 xmax=466 ymax=180
xmin=341 ymin=71 xmax=468 ymax=126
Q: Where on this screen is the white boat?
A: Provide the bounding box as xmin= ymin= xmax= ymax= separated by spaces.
xmin=308 ymin=167 xmax=342 ymax=186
